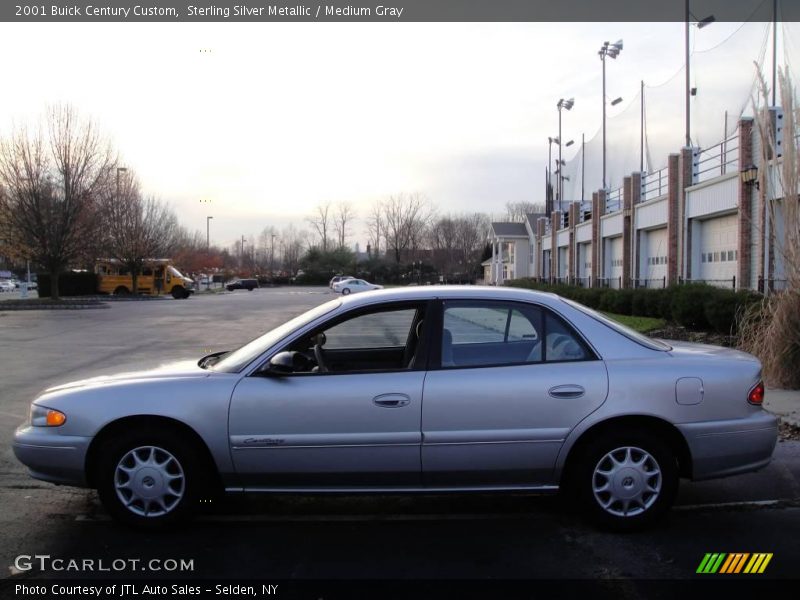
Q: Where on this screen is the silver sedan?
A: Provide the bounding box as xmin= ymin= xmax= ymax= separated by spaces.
xmin=13 ymin=286 xmax=777 ymax=530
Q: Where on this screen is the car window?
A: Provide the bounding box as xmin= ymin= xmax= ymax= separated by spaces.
xmin=324 ymin=309 xmax=416 ymax=350
xmin=544 ymin=312 xmax=589 ymax=362
xmin=441 ymin=301 xmax=543 ymax=368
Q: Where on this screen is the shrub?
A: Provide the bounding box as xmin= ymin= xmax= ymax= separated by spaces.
xmin=704 ymin=290 xmax=761 ymax=335
xmin=670 ymin=283 xmax=712 ymax=329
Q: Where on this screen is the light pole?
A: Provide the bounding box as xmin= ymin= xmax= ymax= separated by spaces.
xmin=599 ymin=40 xmax=622 ymax=189
xmin=206 ymin=216 xmax=213 ymax=250
xmin=685 ymin=4 xmax=714 ymax=147
xmin=270 ymin=233 xmax=277 ymax=275
xmin=556 ymin=98 xmax=574 ymax=211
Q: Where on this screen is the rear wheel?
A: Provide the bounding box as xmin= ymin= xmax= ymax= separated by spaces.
xmin=571 ymin=432 xmax=678 ymax=531
xmin=171 ymin=286 xmax=185 ymax=299
xmin=113 ymin=286 xmax=130 ymax=296
xmin=342 ymin=287 xmax=351 ymax=295
xmin=95 ymin=428 xmax=201 ymax=529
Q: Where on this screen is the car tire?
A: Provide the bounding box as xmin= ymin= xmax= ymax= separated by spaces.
xmin=171 ymin=286 xmax=185 ymax=299
xmin=342 ymin=288 xmax=350 ymax=295
xmin=571 ymin=431 xmax=678 ymax=531
xmin=95 ymin=428 xmax=201 ymax=529
xmin=113 ymin=286 xmax=130 ymax=296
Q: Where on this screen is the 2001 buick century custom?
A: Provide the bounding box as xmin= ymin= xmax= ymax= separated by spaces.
xmin=13 ymin=287 xmax=777 ymax=529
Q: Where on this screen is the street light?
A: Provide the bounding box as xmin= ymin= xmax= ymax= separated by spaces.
xmin=556 ymin=98 xmax=575 ymax=211
xmin=685 ymin=2 xmax=714 ymax=147
xmin=206 ymin=216 xmax=213 ymax=250
xmin=599 ymin=39 xmax=623 ymax=189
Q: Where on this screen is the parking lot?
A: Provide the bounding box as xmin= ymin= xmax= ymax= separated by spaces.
xmin=1 ymin=287 xmax=799 ymax=583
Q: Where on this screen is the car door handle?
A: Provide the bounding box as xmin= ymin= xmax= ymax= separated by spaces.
xmin=548 ymin=385 xmax=585 ymax=399
xmin=372 ymin=393 xmax=411 ymax=408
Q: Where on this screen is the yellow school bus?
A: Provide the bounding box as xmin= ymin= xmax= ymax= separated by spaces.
xmin=95 ymin=259 xmax=195 ymax=299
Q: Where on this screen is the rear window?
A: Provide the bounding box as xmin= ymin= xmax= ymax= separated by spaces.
xmin=562 ymin=298 xmax=671 ymax=351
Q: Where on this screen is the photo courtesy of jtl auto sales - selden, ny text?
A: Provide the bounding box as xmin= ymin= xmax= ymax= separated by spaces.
xmin=1 ymin=1 xmax=800 ymax=599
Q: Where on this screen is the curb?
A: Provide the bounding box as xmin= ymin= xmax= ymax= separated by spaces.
xmin=0 ymin=302 xmax=110 ymax=311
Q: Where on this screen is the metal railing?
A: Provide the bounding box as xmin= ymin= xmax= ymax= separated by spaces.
xmin=597 ymin=276 xmax=623 ymax=289
xmin=693 ymin=133 xmax=740 ymax=184
xmin=640 ymin=166 xmax=668 ymax=203
xmin=679 ymin=276 xmax=736 ymax=290
xmin=758 ymin=277 xmax=789 ymax=293
xmin=604 ymin=187 xmax=622 ymax=214
xmin=579 ymin=201 xmax=592 ymax=223
xmin=544 ymin=219 xmax=552 ymax=235
xmin=632 ymin=277 xmax=667 ymax=289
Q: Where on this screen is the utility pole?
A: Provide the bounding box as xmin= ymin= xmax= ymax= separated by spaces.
xmin=240 ymin=235 xmax=245 ymax=271
xmin=772 ymin=0 xmax=778 ymax=106
xmin=640 ymin=80 xmax=645 ymax=173
xmin=685 ymin=0 xmax=691 ymax=147
xmin=270 ymin=233 xmax=276 ymax=275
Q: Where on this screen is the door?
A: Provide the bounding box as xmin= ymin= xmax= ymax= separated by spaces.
xmin=699 ymin=213 xmax=737 ymax=284
xmin=644 ymin=227 xmax=667 ymax=287
xmin=422 ymin=300 xmax=608 ymax=486
xmin=229 ymin=301 xmax=430 ymax=488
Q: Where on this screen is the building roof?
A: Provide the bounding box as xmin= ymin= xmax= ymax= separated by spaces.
xmin=525 ymin=213 xmax=547 ymax=231
xmin=490 ymin=222 xmax=528 ymax=237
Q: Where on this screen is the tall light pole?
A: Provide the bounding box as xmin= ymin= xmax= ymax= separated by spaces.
xmin=685 ymin=4 xmax=714 ymax=147
xmin=556 ymin=98 xmax=574 ymax=211
xmin=206 ymin=216 xmax=213 ymax=251
xmin=599 ymin=40 xmax=622 ymax=189
xmin=270 ymin=233 xmax=277 ymax=274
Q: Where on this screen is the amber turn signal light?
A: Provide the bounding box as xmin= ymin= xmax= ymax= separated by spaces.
xmin=46 ymin=409 xmax=67 ymax=426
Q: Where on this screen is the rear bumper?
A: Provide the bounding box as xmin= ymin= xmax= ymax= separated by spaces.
xmin=677 ymin=412 xmax=778 ymax=481
xmin=12 ymin=425 xmax=91 ymax=487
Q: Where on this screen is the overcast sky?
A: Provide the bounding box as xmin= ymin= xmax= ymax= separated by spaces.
xmin=0 ymin=21 xmax=778 ymax=249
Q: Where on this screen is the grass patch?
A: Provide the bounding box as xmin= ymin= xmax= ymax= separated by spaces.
xmin=602 ymin=312 xmax=666 ymax=333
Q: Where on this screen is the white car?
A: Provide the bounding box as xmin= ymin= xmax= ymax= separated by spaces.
xmin=329 ymin=275 xmax=354 ymax=289
xmin=0 ymin=280 xmax=16 ymax=292
xmin=333 ymin=278 xmax=383 ymax=295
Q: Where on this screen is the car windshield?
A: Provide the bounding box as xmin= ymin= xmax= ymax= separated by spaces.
xmin=209 ymin=299 xmax=341 ymax=372
xmin=562 ymin=298 xmax=671 ymax=351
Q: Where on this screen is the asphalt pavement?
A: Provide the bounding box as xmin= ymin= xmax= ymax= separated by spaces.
xmin=1 ymin=287 xmax=798 ymax=586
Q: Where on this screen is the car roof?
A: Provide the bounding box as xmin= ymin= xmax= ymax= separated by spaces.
xmin=336 ymin=285 xmax=559 ymax=307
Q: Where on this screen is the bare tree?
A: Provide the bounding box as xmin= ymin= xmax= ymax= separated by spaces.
xmin=334 ymin=201 xmax=355 ymax=249
xmin=101 ymin=171 xmax=181 ymax=293
xmin=306 ymin=202 xmax=332 ymax=252
xmin=456 ymin=212 xmax=491 ymax=270
xmin=0 ymin=105 xmax=116 ymax=298
xmin=427 ymin=215 xmax=459 ymax=275
xmin=366 ymin=200 xmax=384 ymax=257
xmin=505 ymin=201 xmax=545 ymax=221
xmin=383 ymin=192 xmax=432 ymax=263
xmin=281 ymin=224 xmax=308 ymax=276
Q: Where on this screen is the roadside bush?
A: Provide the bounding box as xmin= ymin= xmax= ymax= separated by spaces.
xmin=37 ymin=272 xmax=98 ymax=297
xmin=670 ymin=283 xmax=711 ymax=329
xmin=704 ymin=289 xmax=761 ymax=335
xmin=507 ymin=278 xmax=759 ymax=333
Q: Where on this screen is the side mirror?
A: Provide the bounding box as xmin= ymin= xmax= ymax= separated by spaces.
xmin=264 ymin=351 xmax=297 ymax=375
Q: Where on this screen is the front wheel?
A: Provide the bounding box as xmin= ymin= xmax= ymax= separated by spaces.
xmin=571 ymin=432 xmax=678 ymax=531
xmin=95 ymin=429 xmax=201 ymax=528
xmin=341 ymin=288 xmax=351 ymax=295
xmin=171 ymin=286 xmax=185 ymax=299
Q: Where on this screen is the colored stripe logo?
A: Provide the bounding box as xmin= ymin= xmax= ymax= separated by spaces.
xmin=697 ymin=553 xmax=773 ymax=574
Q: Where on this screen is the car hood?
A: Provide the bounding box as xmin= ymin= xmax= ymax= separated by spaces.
xmin=43 ymin=360 xmax=210 ymax=393
xmin=663 ymin=340 xmax=760 ymax=363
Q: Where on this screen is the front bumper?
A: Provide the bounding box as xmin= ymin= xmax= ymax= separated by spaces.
xmin=12 ymin=424 xmax=92 ymax=487
xmin=677 ymin=411 xmax=778 ymax=481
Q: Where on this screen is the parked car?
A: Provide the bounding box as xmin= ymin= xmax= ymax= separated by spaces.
xmin=329 ymin=274 xmax=354 ymax=289
xmin=225 ymin=278 xmax=259 ymax=291
xmin=0 ymin=280 xmax=16 ymax=292
xmin=332 ymin=278 xmax=383 ymax=295
xmin=12 ymin=286 xmax=777 ymax=530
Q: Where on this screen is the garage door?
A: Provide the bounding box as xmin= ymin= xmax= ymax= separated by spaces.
xmin=643 ymin=227 xmax=668 ymax=288
xmin=578 ymin=242 xmax=591 ymax=283
xmin=699 ymin=213 xmax=737 ymax=285
xmin=558 ymin=246 xmax=568 ymax=280
xmin=606 ymin=236 xmax=623 ymax=288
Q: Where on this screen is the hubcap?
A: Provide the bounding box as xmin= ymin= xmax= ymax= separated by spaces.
xmin=592 ymin=446 xmax=661 ymax=517
xmin=114 ymin=446 xmax=185 ymax=517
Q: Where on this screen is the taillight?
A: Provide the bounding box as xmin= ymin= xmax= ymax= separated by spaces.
xmin=748 ymin=381 xmax=765 ymax=405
